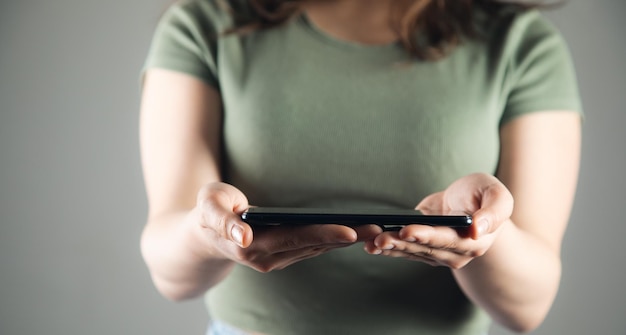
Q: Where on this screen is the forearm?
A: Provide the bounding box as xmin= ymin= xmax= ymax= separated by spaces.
xmin=453 ymin=220 xmax=562 ymax=332
xmin=140 ymin=210 xmax=234 ymax=301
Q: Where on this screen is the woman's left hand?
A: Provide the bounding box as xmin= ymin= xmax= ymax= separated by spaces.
xmin=363 ymin=173 xmax=514 ymax=269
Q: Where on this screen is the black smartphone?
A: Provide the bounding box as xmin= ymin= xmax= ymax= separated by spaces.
xmin=241 ymin=207 xmax=472 ymax=231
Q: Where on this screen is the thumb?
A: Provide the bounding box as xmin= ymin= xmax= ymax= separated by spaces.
xmin=415 ymin=191 xmax=446 ymax=215
xmin=470 ymin=183 xmax=514 ymax=239
xmin=197 ymin=183 xmax=253 ymax=248
xmin=227 ymin=215 xmax=253 ymax=248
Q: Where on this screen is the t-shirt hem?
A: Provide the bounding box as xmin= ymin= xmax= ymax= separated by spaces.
xmin=500 ymin=101 xmax=584 ymax=127
xmin=141 ymin=62 xmax=220 ymax=89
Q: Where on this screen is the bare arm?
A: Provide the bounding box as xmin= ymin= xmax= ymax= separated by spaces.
xmin=139 ymin=69 xmax=239 ymax=301
xmin=139 ymin=69 xmax=376 ymax=301
xmin=453 ymin=111 xmax=581 ymax=332
xmin=364 ymin=111 xmax=581 ymax=332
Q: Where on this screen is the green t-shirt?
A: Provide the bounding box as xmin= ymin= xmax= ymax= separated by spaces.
xmin=143 ymin=1 xmax=582 ymax=334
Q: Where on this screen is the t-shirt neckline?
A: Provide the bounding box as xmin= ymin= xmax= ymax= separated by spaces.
xmin=296 ymin=13 xmax=402 ymax=53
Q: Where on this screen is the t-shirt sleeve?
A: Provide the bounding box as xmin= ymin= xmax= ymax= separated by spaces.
xmin=500 ymin=11 xmax=583 ymax=126
xmin=141 ymin=1 xmax=225 ymax=88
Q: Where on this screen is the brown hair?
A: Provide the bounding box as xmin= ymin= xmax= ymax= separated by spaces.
xmin=225 ymin=0 xmax=556 ymax=60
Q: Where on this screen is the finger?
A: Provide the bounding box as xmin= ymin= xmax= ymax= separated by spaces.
xmin=243 ymin=249 xmax=317 ymax=273
xmin=364 ymin=237 xmax=444 ymax=261
xmin=254 ymin=224 xmax=357 ymax=253
xmin=415 ymin=192 xmax=446 ymax=214
xmin=363 ymin=240 xmax=380 ymax=254
xmin=380 ymin=246 xmax=434 ymax=259
xmin=274 ymin=243 xmax=354 ymax=267
xmin=384 ymin=248 xmax=473 ymax=269
xmin=245 ymin=243 xmax=351 ymax=272
xmin=381 ymin=225 xmax=478 ymax=257
xmin=398 ymin=225 xmax=459 ymax=250
xmin=371 ymin=231 xmax=401 ymax=251
xmin=197 ymin=184 xmax=252 ymax=248
xmin=470 ymin=182 xmax=514 ymax=239
xmin=372 ymin=229 xmax=449 ymax=252
xmin=210 ymin=207 xmax=253 ymax=248
xmin=379 ymin=240 xmax=436 ymax=256
xmin=352 ymin=224 xmax=383 ymax=242
xmin=375 ymin=238 xmax=475 ymax=269
xmin=197 ymin=183 xmax=250 ymax=213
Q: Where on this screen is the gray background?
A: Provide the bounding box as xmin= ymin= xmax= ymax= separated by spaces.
xmin=0 ymin=0 xmax=624 ymax=334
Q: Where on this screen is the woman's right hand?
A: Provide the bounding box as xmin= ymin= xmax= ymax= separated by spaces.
xmin=193 ymin=182 xmax=381 ymax=273
xmin=139 ymin=70 xmax=379 ymax=298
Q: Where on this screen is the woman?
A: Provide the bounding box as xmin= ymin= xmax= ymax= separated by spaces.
xmin=139 ymin=0 xmax=582 ymax=334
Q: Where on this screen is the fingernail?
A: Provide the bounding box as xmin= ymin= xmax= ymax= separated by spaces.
xmin=231 ymin=225 xmax=244 ymax=246
xmin=366 ymin=246 xmax=382 ymax=255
